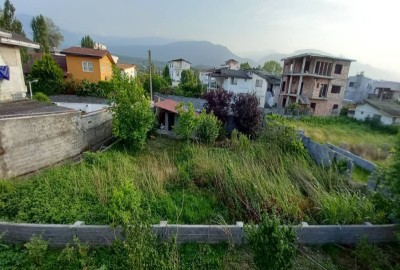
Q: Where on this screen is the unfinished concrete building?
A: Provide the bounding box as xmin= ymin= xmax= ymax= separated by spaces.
xmin=279 ymin=53 xmax=355 ymax=116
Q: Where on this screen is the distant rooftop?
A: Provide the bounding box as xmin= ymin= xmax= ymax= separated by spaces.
xmin=50 ymin=95 xmax=109 ymax=105
xmin=0 ymin=99 xmax=75 ymax=119
xmin=61 ymin=47 xmax=115 ymax=63
xmin=23 ymin=52 xmax=67 ymax=76
xmin=250 ymin=69 xmax=281 ymax=84
xmin=364 ymin=99 xmax=400 ymax=117
xmin=210 ymin=68 xmax=251 ymax=79
xmin=117 ymin=63 xmax=136 ymax=70
xmin=282 ymin=52 xmax=355 ymax=62
xmin=168 ymin=58 xmax=191 ymax=64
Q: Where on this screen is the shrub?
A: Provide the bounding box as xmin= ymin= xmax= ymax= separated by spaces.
xmin=173 ymin=102 xmax=198 ymax=141
xmin=353 ymin=238 xmax=391 ymax=269
xmin=32 ymin=92 xmax=51 ymax=103
xmin=262 ymin=114 xmax=305 ymax=154
xmin=30 ymin=54 xmax=64 ymax=95
xmin=178 ymin=70 xmax=203 ymax=97
xmin=110 ymin=69 xmax=155 ymax=149
xmin=203 ymin=88 xmax=233 ymax=124
xmin=247 ymin=214 xmax=296 ymax=270
xmin=24 ymin=235 xmax=48 ymax=267
xmin=231 ymin=93 xmax=262 ymax=137
xmin=77 ymin=80 xmax=113 ymax=98
xmin=196 ymin=111 xmax=221 ymax=144
xmin=63 ymin=77 xmax=81 ymax=95
xmin=339 ymin=106 xmax=349 ymax=116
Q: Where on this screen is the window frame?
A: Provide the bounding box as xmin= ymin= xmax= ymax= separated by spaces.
xmin=231 ymin=77 xmax=238 ymax=85
xmin=331 ymin=85 xmax=341 ymax=94
xmin=255 ymin=79 xmax=263 ymax=87
xmin=334 ymin=64 xmax=343 ymax=75
xmin=82 ymin=61 xmax=94 ymax=72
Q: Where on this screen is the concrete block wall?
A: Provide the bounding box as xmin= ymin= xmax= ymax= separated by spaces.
xmin=326 ymin=143 xmax=376 ymax=172
xmin=0 ymin=110 xmax=113 ymax=178
xmin=0 ymin=221 xmax=396 ymax=247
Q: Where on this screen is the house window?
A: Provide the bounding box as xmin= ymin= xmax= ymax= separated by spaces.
xmin=349 ymin=82 xmax=355 ymax=87
xmin=82 ymin=61 xmax=94 ymax=72
xmin=255 ymin=79 xmax=263 ymax=87
xmin=175 ymin=71 xmax=180 ymax=77
xmin=231 ymin=77 xmax=237 ymax=85
xmin=310 ymin=102 xmax=316 ymax=112
xmin=101 ymin=63 xmax=105 ymax=72
xmin=334 ymin=64 xmax=343 ymax=74
xmin=319 ymin=84 xmax=328 ymax=97
xmin=331 ymin=85 xmax=341 ymax=94
xmin=332 ymin=104 xmax=339 ymax=114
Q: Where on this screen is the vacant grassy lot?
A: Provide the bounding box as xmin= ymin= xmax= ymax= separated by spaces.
xmin=289 ymin=116 xmax=398 ymax=163
xmin=0 ymin=136 xmax=387 ymax=225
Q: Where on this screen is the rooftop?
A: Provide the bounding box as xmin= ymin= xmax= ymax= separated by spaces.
xmin=364 ymin=99 xmax=400 ymax=117
xmin=116 ymin=63 xmax=136 ymax=70
xmin=154 ymin=99 xmax=179 ymax=114
xmin=154 ymin=93 xmax=206 ymax=112
xmin=49 ymin=95 xmax=109 ymax=104
xmin=250 ymin=69 xmax=281 ymax=84
xmin=0 ymin=28 xmax=39 ymax=49
xmin=168 ymin=58 xmax=191 ymax=64
xmin=210 ymin=68 xmax=251 ymax=79
xmin=0 ymin=99 xmax=75 ymax=119
xmin=61 ymin=47 xmax=115 ymax=63
xmin=23 ymin=52 xmax=67 ymax=76
xmin=281 ymin=52 xmax=355 ymax=62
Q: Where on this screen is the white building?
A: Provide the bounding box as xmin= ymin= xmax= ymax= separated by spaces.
xmin=344 ymin=74 xmax=375 ymax=104
xmin=168 ymin=58 xmax=191 ymax=86
xmin=117 ymin=63 xmax=137 ymax=79
xmin=199 ymin=69 xmax=213 ymax=85
xmin=221 ymin=59 xmax=240 ymax=70
xmin=354 ymin=99 xmax=400 ymax=125
xmin=208 ymin=66 xmax=281 ymax=108
xmin=0 ymin=29 xmax=40 ymax=101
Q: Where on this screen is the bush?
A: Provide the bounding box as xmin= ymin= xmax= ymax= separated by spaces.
xmin=196 ymin=111 xmax=221 ymax=144
xmin=30 ymin=54 xmax=64 ymax=95
xmin=231 ymin=93 xmax=263 ymax=137
xmin=339 ymin=106 xmax=349 ymax=116
xmin=262 ymin=114 xmax=305 ymax=154
xmin=247 ymin=214 xmax=296 ymax=270
xmin=76 ymin=80 xmax=113 ymax=98
xmin=32 ymin=92 xmax=51 ymax=103
xmin=203 ymin=88 xmax=233 ymax=124
xmin=110 ymin=69 xmax=155 ymax=149
xmin=173 ymin=102 xmax=198 ymax=141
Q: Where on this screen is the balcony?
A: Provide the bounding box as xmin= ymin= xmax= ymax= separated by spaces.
xmin=282 ymin=71 xmax=334 ymax=79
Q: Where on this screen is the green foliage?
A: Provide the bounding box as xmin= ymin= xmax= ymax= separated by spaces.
xmin=81 ymin=35 xmax=95 ymax=48
xmin=232 ymin=93 xmax=263 ymax=137
xmin=262 ymin=114 xmax=306 ymax=154
xmin=247 ymin=214 xmax=296 ymax=270
xmin=44 ymin=17 xmax=64 ymax=49
xmin=262 ymin=60 xmax=283 ymax=75
xmin=174 ymin=102 xmax=198 ymax=141
xmin=31 ymin=15 xmax=49 ymax=52
xmin=196 ymin=110 xmax=221 ymax=144
xmin=142 ymin=73 xmax=169 ymax=94
xmin=240 ymin=62 xmax=251 ymax=70
xmin=179 ymin=244 xmax=226 ymax=269
xmin=162 ymin=65 xmax=171 ymax=85
xmin=339 ymin=106 xmax=349 ymax=116
xmin=30 ymin=54 xmax=64 ymax=95
xmin=177 ymin=69 xmax=203 ymax=97
xmin=24 ymin=235 xmax=48 ymax=267
xmin=0 ymin=0 xmax=24 ymax=35
xmin=32 ymin=92 xmax=51 ymax=103
xmin=76 ymin=79 xmax=113 ymax=98
xmin=110 ymin=69 xmax=155 ymax=149
xmin=353 ymin=238 xmax=392 ymax=270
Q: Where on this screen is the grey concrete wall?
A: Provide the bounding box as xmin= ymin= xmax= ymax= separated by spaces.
xmin=326 ymin=143 xmax=376 ymax=172
xmin=0 ymin=221 xmax=397 ymax=247
xmin=0 ymin=110 xmax=112 ymax=178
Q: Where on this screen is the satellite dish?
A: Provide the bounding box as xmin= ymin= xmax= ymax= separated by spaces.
xmin=267 ymin=97 xmax=275 ymax=107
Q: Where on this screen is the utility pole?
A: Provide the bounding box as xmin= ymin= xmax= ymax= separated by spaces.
xmin=148 ymin=50 xmax=153 ymax=101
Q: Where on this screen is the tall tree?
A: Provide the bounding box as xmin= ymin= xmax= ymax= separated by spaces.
xmin=81 ymin=35 xmax=95 ymax=48
xmin=262 ymin=60 xmax=283 ymax=75
xmin=162 ymin=65 xmax=171 ymax=84
xmin=45 ymin=17 xmax=63 ymax=50
xmin=31 ymin=15 xmax=49 ymax=52
xmin=240 ymin=62 xmax=251 ymax=70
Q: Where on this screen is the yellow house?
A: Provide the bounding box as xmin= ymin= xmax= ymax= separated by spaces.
xmin=61 ymin=47 xmax=115 ymax=83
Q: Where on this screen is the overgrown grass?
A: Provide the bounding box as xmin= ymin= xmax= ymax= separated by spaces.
xmin=289 ymin=116 xmax=397 ymax=163
xmin=0 ymin=135 xmax=388 ymax=225
xmin=352 ymin=165 xmax=371 ymax=183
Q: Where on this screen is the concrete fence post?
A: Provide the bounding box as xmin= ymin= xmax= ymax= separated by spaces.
xmin=236 ymin=221 xmax=244 ymax=244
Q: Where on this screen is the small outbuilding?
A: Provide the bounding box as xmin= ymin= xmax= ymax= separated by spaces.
xmin=354 ymin=99 xmax=400 ymax=125
xmin=154 ymin=99 xmax=180 ymax=131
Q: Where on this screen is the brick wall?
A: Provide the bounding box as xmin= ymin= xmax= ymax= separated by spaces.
xmin=0 ymin=110 xmax=112 ymax=178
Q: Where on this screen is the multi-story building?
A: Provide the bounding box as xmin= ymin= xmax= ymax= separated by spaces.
xmin=368 ymin=80 xmax=400 ymax=101
xmin=168 ymin=58 xmax=191 ymax=86
xmin=279 ymin=53 xmax=355 ymax=115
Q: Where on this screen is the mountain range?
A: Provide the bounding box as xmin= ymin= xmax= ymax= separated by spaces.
xmin=18 ymin=13 xmax=400 ymax=81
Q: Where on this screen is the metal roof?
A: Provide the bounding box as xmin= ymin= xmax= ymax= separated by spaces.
xmin=363 ymin=99 xmax=400 ymax=117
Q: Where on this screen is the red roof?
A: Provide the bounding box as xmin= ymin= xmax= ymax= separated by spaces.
xmin=23 ymin=52 xmax=67 ymax=76
xmin=154 ymin=99 xmax=179 ymax=114
xmin=61 ymin=47 xmax=115 ymax=63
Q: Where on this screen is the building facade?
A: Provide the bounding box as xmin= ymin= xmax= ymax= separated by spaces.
xmin=344 ymin=74 xmax=375 ymax=104
xmin=168 ymin=58 xmax=191 ymax=86
xmin=0 ymin=29 xmax=39 ymax=101
xmin=61 ymin=47 xmax=115 ymax=83
xmin=117 ymin=63 xmax=137 ymax=79
xmin=279 ymin=53 xmax=354 ymax=116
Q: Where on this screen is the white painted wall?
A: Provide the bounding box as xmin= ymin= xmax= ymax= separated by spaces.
xmin=168 ymin=60 xmax=191 ymax=83
xmin=199 ymin=71 xmax=210 ymax=85
xmin=0 ymin=45 xmax=27 ymax=101
xmin=354 ymin=103 xmax=397 ymax=125
xmin=121 ymin=66 xmax=137 ymax=78
xmin=54 ymin=102 xmax=109 ymax=113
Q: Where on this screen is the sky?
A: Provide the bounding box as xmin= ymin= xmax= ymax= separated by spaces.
xmin=10 ymin=0 xmax=400 ymax=77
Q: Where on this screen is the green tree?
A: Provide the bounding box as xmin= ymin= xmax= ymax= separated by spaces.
xmin=240 ymin=62 xmax=251 ymax=70
xmin=45 ymin=17 xmax=63 ymax=50
xmin=174 ymin=102 xmax=198 ymax=141
xmin=0 ymin=0 xmax=28 ymax=63
xmin=31 ymin=15 xmax=49 ymax=52
xmin=162 ymin=65 xmax=171 ymax=85
xmin=81 ymin=35 xmax=95 ymax=48
xmin=143 ymin=73 xmax=168 ymax=94
xmin=262 ymin=60 xmax=283 ymax=75
xmin=196 ymin=110 xmax=221 ymax=144
xmin=110 ymin=68 xmax=155 ymax=149
xmin=178 ymin=70 xmax=202 ymax=97
xmin=30 ymin=54 xmax=64 ymax=95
